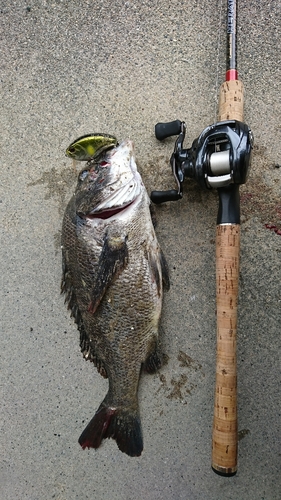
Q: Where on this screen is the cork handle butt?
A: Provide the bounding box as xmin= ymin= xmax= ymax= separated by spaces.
xmin=211 ymin=224 xmax=240 ymax=476
xmin=218 ymin=80 xmax=244 ymax=122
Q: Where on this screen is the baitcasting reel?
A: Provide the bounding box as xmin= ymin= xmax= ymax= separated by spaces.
xmin=151 ymin=119 xmax=253 ymax=222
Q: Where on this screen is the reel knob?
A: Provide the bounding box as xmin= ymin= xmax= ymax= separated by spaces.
xmin=150 ymin=189 xmax=182 ymax=204
xmin=155 ymin=120 xmax=182 ymax=140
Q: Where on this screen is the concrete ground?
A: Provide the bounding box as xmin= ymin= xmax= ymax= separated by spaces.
xmin=1 ymin=1 xmax=280 ymax=499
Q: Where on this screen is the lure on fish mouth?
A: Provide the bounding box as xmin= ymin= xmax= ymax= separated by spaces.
xmin=61 ymin=139 xmax=169 ymax=456
xmin=65 ymin=133 xmax=118 ymax=161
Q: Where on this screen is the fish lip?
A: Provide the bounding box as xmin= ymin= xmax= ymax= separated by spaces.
xmin=110 ymin=138 xmax=134 ymax=153
xmin=106 ymin=138 xmax=136 ymax=163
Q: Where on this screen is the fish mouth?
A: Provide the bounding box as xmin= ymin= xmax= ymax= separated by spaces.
xmin=84 ymin=199 xmax=136 ymax=220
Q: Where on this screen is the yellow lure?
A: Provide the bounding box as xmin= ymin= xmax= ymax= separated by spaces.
xmin=66 ymin=133 xmax=118 ymax=161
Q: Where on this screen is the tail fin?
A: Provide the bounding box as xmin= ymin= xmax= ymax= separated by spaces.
xmin=78 ymin=402 xmax=143 ymax=457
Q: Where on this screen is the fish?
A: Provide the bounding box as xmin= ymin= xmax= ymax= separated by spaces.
xmin=65 ymin=133 xmax=118 ymax=161
xmin=61 ymin=139 xmax=169 ymax=456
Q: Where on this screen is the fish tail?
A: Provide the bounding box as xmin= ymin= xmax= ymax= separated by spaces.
xmin=78 ymin=401 xmax=143 ymax=457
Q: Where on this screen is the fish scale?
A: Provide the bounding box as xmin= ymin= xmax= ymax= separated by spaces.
xmin=61 ymin=139 xmax=169 ymax=456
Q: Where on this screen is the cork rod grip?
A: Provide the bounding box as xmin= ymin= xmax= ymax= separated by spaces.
xmin=212 ymin=224 xmax=240 ymax=475
xmin=211 ymin=71 xmax=244 ymax=476
xmin=218 ymin=80 xmax=244 ymax=122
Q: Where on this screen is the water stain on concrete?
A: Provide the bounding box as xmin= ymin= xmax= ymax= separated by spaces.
xmin=28 ymin=165 xmax=77 ymax=217
xmin=28 ymin=165 xmax=78 ymax=252
xmin=158 ymin=372 xmax=196 ymax=402
xmin=167 ymin=374 xmax=190 ymax=400
xmin=157 ymin=350 xmax=205 ymax=402
xmin=178 ymin=350 xmax=203 ymax=371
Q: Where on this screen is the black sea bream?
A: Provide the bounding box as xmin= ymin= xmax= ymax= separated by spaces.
xmin=61 ymin=139 xmax=169 ymax=456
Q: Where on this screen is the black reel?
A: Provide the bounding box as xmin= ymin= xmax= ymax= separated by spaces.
xmin=151 ymin=119 xmax=254 ymax=205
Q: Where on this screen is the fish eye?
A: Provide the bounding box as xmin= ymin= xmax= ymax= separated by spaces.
xmin=68 ymin=146 xmax=76 ymax=153
xmin=79 ymin=170 xmax=89 ymax=181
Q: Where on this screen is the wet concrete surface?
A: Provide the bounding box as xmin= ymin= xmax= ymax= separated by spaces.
xmin=1 ymin=1 xmax=280 ymax=499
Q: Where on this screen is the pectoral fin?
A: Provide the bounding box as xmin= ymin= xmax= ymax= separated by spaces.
xmin=88 ymin=234 xmax=128 ymax=314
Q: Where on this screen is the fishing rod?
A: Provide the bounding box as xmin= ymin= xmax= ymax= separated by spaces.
xmin=151 ymin=0 xmax=253 ymax=476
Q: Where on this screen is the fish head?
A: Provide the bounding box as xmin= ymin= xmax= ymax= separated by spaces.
xmin=74 ymin=139 xmax=144 ymax=219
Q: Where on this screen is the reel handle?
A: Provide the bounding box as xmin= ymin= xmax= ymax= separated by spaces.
xmin=155 ymin=120 xmax=182 ymax=140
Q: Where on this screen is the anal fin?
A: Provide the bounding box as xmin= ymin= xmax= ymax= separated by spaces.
xmin=143 ymin=349 xmax=163 ymax=373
